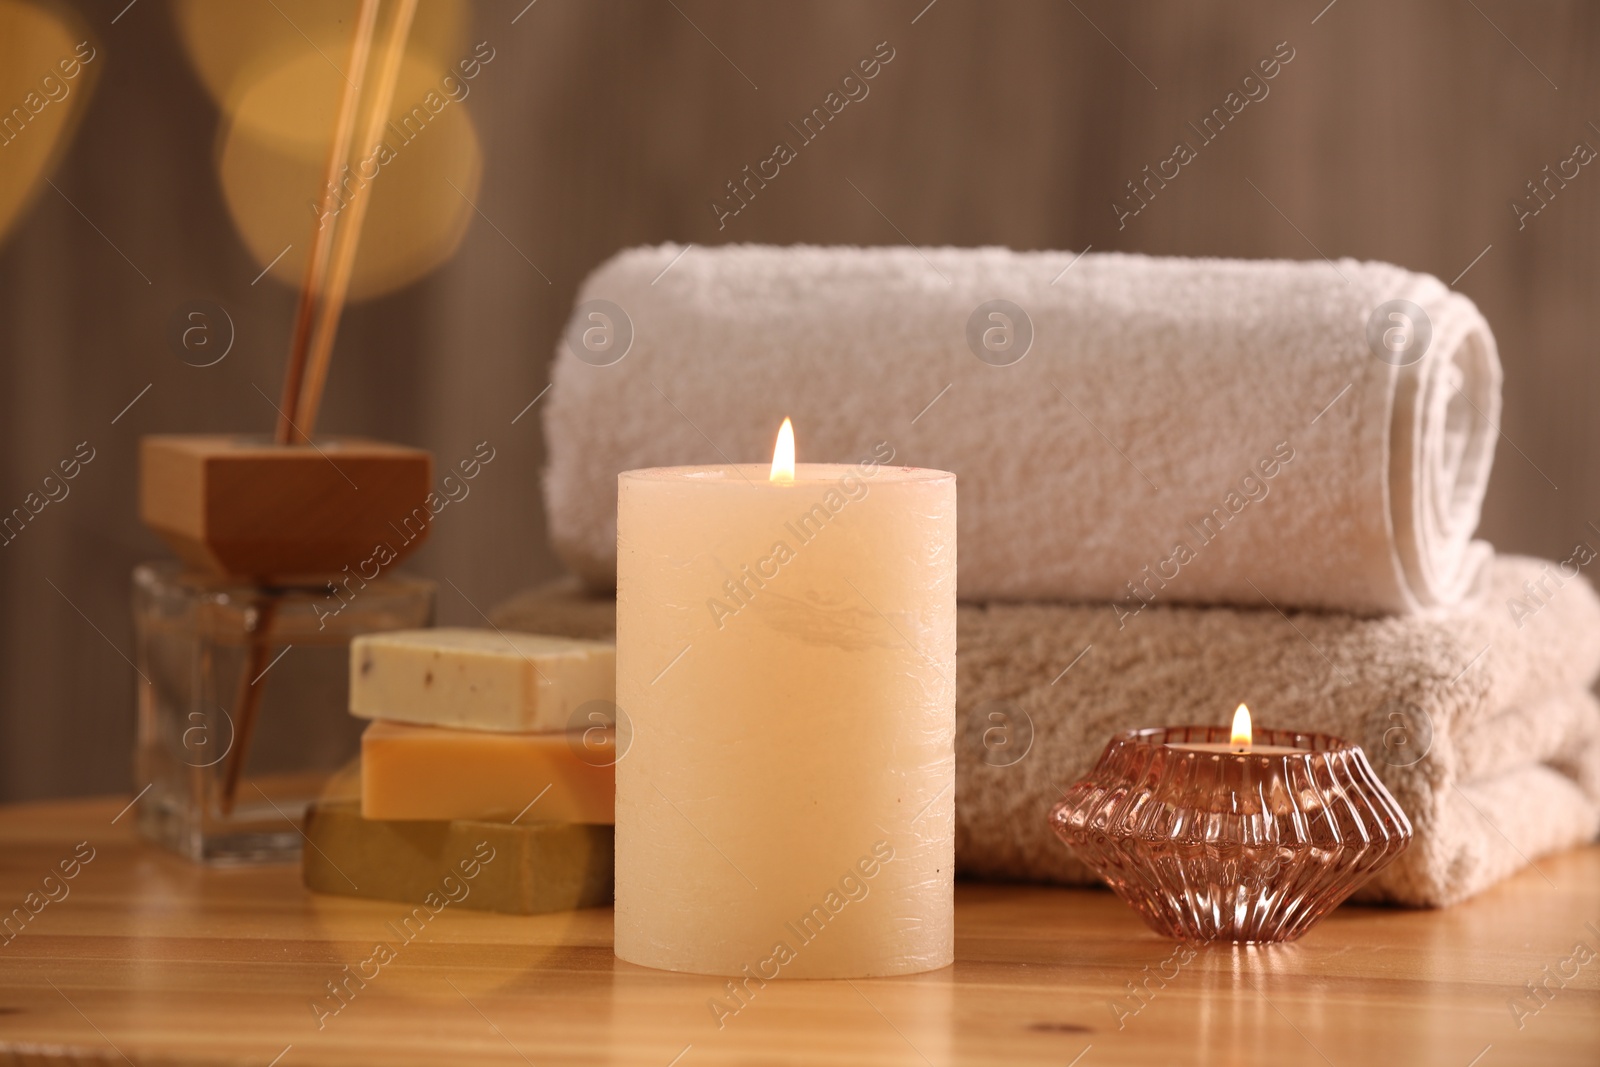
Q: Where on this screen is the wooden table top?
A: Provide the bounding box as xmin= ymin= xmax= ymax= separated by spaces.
xmin=0 ymin=797 xmax=1596 ymax=1067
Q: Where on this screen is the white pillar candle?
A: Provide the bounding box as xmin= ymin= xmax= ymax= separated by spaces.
xmin=615 ymin=432 xmax=956 ymax=979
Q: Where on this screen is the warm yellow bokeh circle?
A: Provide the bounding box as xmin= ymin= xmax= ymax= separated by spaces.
xmin=172 ymin=0 xmax=469 ymax=113
xmin=0 ymin=0 xmax=97 ymax=246
xmin=216 ymin=48 xmax=483 ymax=300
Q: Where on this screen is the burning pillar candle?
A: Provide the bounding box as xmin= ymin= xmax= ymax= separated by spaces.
xmin=615 ymin=420 xmax=956 ymax=978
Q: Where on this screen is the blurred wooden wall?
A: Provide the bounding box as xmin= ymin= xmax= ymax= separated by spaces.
xmin=1 ymin=0 xmax=1597 ymax=800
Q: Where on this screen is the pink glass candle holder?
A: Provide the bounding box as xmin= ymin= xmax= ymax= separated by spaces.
xmin=1049 ymin=725 xmax=1413 ymax=943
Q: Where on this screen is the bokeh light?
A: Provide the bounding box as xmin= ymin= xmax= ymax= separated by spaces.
xmin=172 ymin=0 xmax=468 ymax=113
xmin=0 ymin=1 xmax=98 ymax=245
xmin=181 ymin=0 xmax=481 ymax=299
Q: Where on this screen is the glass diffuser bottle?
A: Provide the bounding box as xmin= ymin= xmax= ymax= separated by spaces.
xmin=133 ymin=561 xmax=433 ymax=863
xmin=134 ymin=433 xmax=438 ymax=863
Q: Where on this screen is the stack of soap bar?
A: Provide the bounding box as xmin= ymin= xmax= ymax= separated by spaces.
xmin=303 ymin=800 xmax=613 ymax=914
xmin=348 ymin=627 xmax=618 ymax=825
xmin=305 ymin=627 xmax=619 ymax=913
xmin=350 ymin=628 xmax=614 ymax=731
xmin=361 ymin=720 xmax=615 ymax=822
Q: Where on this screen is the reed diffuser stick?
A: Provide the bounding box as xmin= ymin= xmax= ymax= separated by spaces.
xmin=291 ymin=0 xmax=420 ymax=438
xmin=218 ymin=596 xmax=278 ymax=815
xmin=222 ymin=0 xmax=384 ymax=816
xmin=275 ymin=0 xmax=382 ymax=446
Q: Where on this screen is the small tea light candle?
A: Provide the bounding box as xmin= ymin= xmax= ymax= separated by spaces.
xmin=1164 ymin=704 xmax=1309 ymax=756
xmin=615 ymin=420 xmax=957 ymax=978
xmin=1053 ymin=708 xmax=1413 ymax=943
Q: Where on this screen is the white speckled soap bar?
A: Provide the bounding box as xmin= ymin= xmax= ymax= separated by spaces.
xmin=350 ymin=628 xmax=614 ymax=732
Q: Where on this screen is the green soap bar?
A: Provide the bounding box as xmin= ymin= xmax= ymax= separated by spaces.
xmin=303 ymin=800 xmax=613 ymax=914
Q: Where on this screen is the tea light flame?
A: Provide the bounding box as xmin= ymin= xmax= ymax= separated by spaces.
xmin=770 ymin=417 xmax=795 ymax=485
xmin=1231 ymin=703 xmax=1252 ymax=753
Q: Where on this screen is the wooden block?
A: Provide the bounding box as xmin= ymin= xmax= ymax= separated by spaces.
xmin=350 ymin=628 xmax=615 ymax=732
xmin=139 ymin=434 xmax=433 ymax=580
xmin=302 ymin=799 xmax=613 ymax=914
xmin=361 ymin=720 xmax=616 ymax=823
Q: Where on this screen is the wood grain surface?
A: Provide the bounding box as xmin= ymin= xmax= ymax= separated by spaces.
xmin=1 ymin=796 xmax=1596 ymax=1066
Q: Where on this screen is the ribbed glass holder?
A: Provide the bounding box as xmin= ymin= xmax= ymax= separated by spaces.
xmin=1049 ymin=725 xmax=1413 ymax=943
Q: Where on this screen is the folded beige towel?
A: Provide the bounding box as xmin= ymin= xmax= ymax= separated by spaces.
xmin=544 ymin=245 xmax=1503 ymax=614
xmin=492 ymin=555 xmax=1600 ymax=907
xmin=953 ymin=554 xmax=1600 ymax=907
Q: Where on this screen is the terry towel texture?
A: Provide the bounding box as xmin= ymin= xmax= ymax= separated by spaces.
xmin=491 ymin=556 xmax=1600 ymax=907
xmin=544 ymin=244 xmax=1503 ymax=614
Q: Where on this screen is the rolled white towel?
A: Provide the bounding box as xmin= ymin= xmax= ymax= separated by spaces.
xmin=544 ymin=245 xmax=1501 ymax=614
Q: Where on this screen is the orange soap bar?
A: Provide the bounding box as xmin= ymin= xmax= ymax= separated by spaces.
xmin=361 ymin=721 xmax=615 ymax=823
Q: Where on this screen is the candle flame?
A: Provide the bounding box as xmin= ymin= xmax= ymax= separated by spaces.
xmin=770 ymin=417 xmax=795 ymax=485
xmin=1231 ymin=703 xmax=1252 ymax=753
